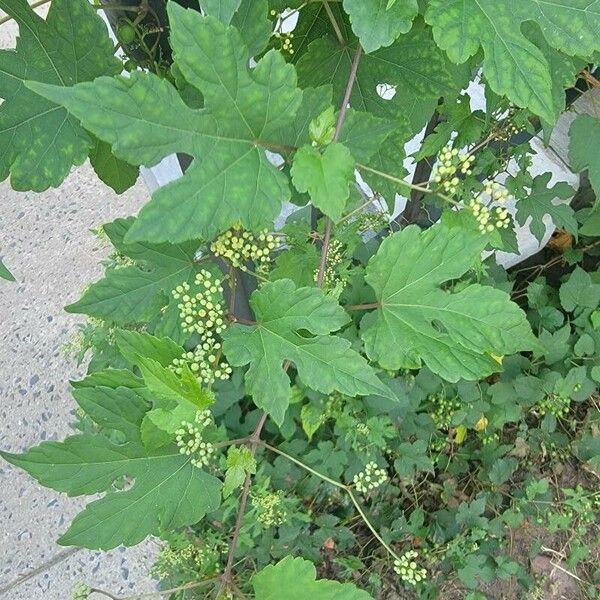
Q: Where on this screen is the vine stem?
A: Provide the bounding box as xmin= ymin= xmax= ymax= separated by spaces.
xmin=356 ymin=163 xmax=460 ymax=207
xmin=218 ymin=411 xmax=268 ymax=596
xmin=323 ymin=0 xmax=345 ymax=47
xmin=317 ymin=43 xmax=362 ymax=288
xmin=344 ymin=302 xmax=380 ymax=311
xmin=259 ymin=442 xmax=401 ymax=562
xmin=338 ymin=193 xmax=383 ymax=224
xmin=90 ymin=577 xmax=219 ymax=600
xmin=0 ymin=0 xmax=51 ymax=25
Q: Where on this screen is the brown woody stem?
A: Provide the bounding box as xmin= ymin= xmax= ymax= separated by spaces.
xmin=316 ymin=44 xmax=363 ymax=288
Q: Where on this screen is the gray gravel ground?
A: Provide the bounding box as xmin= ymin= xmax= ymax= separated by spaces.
xmin=0 ymin=164 xmax=158 ymax=599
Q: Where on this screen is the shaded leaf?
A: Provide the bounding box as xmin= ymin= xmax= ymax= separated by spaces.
xmin=89 ymin=137 xmax=138 ymax=194
xmin=514 ymin=173 xmax=575 ymax=242
xmin=0 ymin=0 xmax=119 ymax=191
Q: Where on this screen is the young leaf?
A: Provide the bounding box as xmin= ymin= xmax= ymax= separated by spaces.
xmin=514 ymin=173 xmax=575 ymax=243
xmin=343 ymin=0 xmax=418 ymax=53
xmin=222 ymin=279 xmax=395 ymax=425
xmin=425 ymin=0 xmax=600 ymax=123
xmin=253 ymin=556 xmax=373 ymax=599
xmin=89 ymin=137 xmax=139 ymax=194
xmin=291 ymin=143 xmax=356 ymax=221
xmin=136 ymin=356 xmax=214 ymax=410
xmin=28 ymin=6 xmax=303 ymax=242
xmin=65 ymin=218 xmax=203 ymax=325
xmin=360 ymin=222 xmax=535 ymax=381
xmin=569 ymin=114 xmax=600 ymax=199
xmin=115 ymin=330 xmax=184 ymax=367
xmin=223 ymin=446 xmax=256 ymax=498
xmin=0 ymin=0 xmax=120 ymax=191
xmin=0 ymin=257 xmax=15 ymax=282
xmin=1 ymin=387 xmax=221 ymax=549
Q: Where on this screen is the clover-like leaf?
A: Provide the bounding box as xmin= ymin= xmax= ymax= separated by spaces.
xmin=253 ymin=556 xmax=373 ymax=600
xmin=360 ymin=221 xmax=535 ymax=381
xmin=291 ymin=143 xmax=356 ymax=221
xmin=27 ymin=5 xmax=303 ymax=242
xmin=66 ymin=217 xmax=203 ymax=327
xmin=1 ymin=386 xmax=221 ymax=550
xmin=0 ymin=0 xmax=120 ymax=191
xmin=343 ymin=0 xmax=418 ymax=53
xmin=570 ymin=114 xmax=600 ymax=199
xmin=222 ymin=279 xmax=395 ymax=425
xmin=514 ymin=173 xmax=575 ymax=242
xmin=425 ymin=0 xmax=600 ymax=123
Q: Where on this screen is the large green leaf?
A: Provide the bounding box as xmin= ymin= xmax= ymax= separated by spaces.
xmin=1 ymin=386 xmax=221 ymax=550
xmin=28 ymin=5 xmax=303 ymax=242
xmin=360 ymin=221 xmax=535 ymax=381
xmin=514 ymin=173 xmax=575 ymax=242
xmin=343 ymin=0 xmax=418 ymax=53
xmin=222 ymin=279 xmax=394 ymax=425
xmin=66 ymin=218 xmax=203 ymax=325
xmin=253 ymin=556 xmax=373 ymax=599
xmin=569 ymin=114 xmax=600 ymax=199
xmin=0 ymin=0 xmax=120 ymax=191
xmin=425 ymin=0 xmax=600 ymax=123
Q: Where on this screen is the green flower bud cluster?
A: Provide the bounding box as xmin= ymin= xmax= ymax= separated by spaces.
xmin=495 ymin=119 xmax=521 ymax=142
xmin=172 ymin=270 xmax=226 ymax=336
xmin=468 ymin=198 xmax=510 ymax=233
xmin=546 ymin=441 xmax=570 ymax=461
xmin=393 ymin=550 xmax=427 ymax=586
xmin=480 ymin=432 xmax=500 ymax=446
xmin=171 ymin=341 xmax=232 ymax=387
xmin=429 ymin=393 xmax=461 ymax=430
xmin=352 ymin=461 xmax=388 ymax=494
xmin=537 ymin=393 xmax=570 ymax=418
xmin=251 ymin=489 xmax=288 ymax=528
xmin=152 ymin=536 xmax=224 ymax=581
xmin=356 ymin=209 xmax=390 ymax=233
xmin=211 ymin=225 xmax=279 ymax=274
xmin=484 ymin=181 xmax=510 ymax=204
xmin=433 ymin=146 xmax=475 ymax=195
xmin=429 ymin=435 xmax=449 ymax=459
xmin=175 ymin=411 xmax=215 ymax=468
xmin=72 ymin=582 xmax=91 ymax=600
xmin=313 ymin=239 xmax=345 ymax=291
